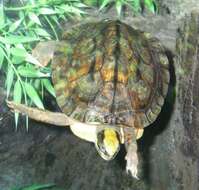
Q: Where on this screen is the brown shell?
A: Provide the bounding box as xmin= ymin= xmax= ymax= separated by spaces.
xmin=51 ymin=20 xmax=170 ymax=129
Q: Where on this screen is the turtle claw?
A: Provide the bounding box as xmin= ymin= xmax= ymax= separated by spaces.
xmin=6 ymin=100 xmax=20 ymax=113
xmin=6 ymin=100 xmax=14 ymax=110
xmin=126 ymin=165 xmax=139 ymax=180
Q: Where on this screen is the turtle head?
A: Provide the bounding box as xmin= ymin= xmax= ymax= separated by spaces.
xmin=95 ymin=128 xmax=120 ymax=160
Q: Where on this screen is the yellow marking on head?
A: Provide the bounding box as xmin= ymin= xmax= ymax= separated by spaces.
xmin=103 ymin=129 xmax=119 ymax=156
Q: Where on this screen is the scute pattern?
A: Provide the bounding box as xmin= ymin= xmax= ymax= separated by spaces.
xmin=52 ymin=20 xmax=170 ymax=129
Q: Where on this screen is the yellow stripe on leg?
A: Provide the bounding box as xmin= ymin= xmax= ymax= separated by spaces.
xmin=135 ymin=128 xmax=144 ymax=140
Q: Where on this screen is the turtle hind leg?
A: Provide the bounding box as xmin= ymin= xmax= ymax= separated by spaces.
xmin=6 ymin=100 xmax=70 ymax=126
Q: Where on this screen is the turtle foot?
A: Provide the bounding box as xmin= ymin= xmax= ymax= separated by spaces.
xmin=6 ymin=100 xmax=24 ymax=114
xmin=125 ymin=148 xmax=139 ymax=179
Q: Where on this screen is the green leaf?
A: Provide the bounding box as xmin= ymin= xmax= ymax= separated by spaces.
xmin=12 ymin=56 xmax=25 ymax=64
xmin=25 ymin=54 xmax=43 ymax=67
xmin=24 ymin=82 xmax=44 ymax=109
xmin=38 ymin=8 xmax=57 ymax=15
xmin=17 ymin=65 xmax=49 ymax=78
xmin=28 ymin=12 xmax=41 ymax=26
xmin=80 ymin=0 xmax=97 ymax=6
xmin=10 ymin=47 xmax=43 ymax=66
xmin=59 ymin=5 xmax=85 ymax=15
xmin=42 ymin=78 xmax=55 ymax=97
xmin=9 ymin=19 xmax=23 ymax=32
xmin=99 ymin=0 xmax=110 ymax=10
xmin=74 ymin=2 xmax=89 ymax=8
xmin=0 ymin=36 xmax=39 ymax=44
xmin=116 ymin=0 xmax=123 ymax=16
xmin=13 ymin=80 xmax=22 ymax=129
xmin=5 ymin=43 xmax=11 ymax=57
xmin=34 ymin=28 xmax=51 ymax=37
xmin=43 ymin=16 xmax=58 ymax=40
xmin=12 ymin=183 xmax=55 ymax=190
xmin=0 ymin=46 xmax=5 ymax=69
xmin=34 ymin=79 xmax=41 ymax=89
xmin=6 ymin=64 xmax=14 ymax=98
xmin=132 ymin=0 xmax=141 ymax=12
xmin=10 ymin=47 xmax=27 ymax=58
xmin=144 ymin=0 xmax=155 ymax=13
xmin=0 ymin=1 xmax=4 ymax=28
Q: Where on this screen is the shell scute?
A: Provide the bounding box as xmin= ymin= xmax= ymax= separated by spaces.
xmin=76 ymin=72 xmax=103 ymax=102
xmin=146 ymin=108 xmax=157 ymax=123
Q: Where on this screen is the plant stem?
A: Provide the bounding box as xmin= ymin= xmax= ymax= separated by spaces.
xmin=6 ymin=54 xmax=29 ymax=130
xmin=2 ymin=47 xmax=28 ymax=106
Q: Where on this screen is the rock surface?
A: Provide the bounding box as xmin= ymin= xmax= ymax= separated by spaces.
xmin=1 ymin=1 xmax=199 ymax=190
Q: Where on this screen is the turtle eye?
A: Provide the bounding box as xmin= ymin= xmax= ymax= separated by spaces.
xmin=98 ymin=143 xmax=108 ymax=155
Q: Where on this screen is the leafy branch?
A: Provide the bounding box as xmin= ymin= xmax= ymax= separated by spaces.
xmin=0 ymin=0 xmax=87 ymax=130
xmin=82 ymin=0 xmax=157 ymax=16
xmin=10 ymin=183 xmax=60 ymax=190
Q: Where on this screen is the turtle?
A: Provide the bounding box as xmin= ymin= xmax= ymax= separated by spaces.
xmin=7 ymin=20 xmax=170 ymax=179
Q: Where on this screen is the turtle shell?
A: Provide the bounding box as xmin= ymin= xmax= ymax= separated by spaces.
xmin=51 ymin=20 xmax=170 ymax=129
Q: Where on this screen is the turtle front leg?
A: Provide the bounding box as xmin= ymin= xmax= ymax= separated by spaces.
xmin=7 ymin=101 xmax=70 ymax=126
xmin=7 ymin=101 xmax=101 ymax=143
xmin=124 ymin=128 xmax=139 ymax=179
